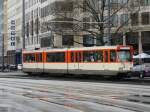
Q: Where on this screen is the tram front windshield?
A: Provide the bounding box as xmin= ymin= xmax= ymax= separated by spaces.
xmin=118 ymin=50 xmax=131 ymax=62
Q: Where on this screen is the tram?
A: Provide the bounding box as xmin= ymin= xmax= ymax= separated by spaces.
xmin=22 ymin=46 xmax=133 ymax=77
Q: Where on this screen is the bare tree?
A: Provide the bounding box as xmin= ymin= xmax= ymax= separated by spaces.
xmin=45 ymin=0 xmax=141 ymax=46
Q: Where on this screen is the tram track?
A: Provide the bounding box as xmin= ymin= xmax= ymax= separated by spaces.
xmin=1 ymin=72 xmax=150 ymax=86
xmin=0 ymin=78 xmax=150 ymax=97
xmin=0 ymin=78 xmax=150 ymax=112
xmin=0 ymin=85 xmax=143 ymax=112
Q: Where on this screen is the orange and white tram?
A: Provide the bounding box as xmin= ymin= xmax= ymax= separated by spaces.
xmin=22 ymin=46 xmax=133 ymax=77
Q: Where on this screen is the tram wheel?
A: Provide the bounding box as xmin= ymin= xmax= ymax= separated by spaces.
xmin=110 ymin=75 xmax=123 ymax=80
xmin=25 ymin=72 xmax=33 ymax=76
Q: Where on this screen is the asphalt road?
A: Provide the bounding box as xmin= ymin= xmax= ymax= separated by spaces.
xmin=0 ymin=73 xmax=150 ymax=112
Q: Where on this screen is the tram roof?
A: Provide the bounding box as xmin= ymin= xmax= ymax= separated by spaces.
xmin=23 ymin=46 xmax=122 ymax=53
xmin=68 ymin=46 xmax=118 ymax=51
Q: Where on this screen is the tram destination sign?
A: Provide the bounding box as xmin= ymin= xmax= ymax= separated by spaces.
xmin=119 ymin=47 xmax=130 ymax=50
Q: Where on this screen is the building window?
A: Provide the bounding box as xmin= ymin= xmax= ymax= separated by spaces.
xmin=119 ymin=0 xmax=128 ymax=4
xmin=120 ymin=14 xmax=129 ymax=26
xmin=131 ymin=13 xmax=139 ymax=26
xmin=111 ymin=0 xmax=119 ymax=9
xmin=62 ymin=35 xmax=74 ymax=46
xmin=50 ymin=18 xmax=73 ymax=30
xmin=111 ymin=33 xmax=123 ymax=45
xmin=83 ymin=0 xmax=88 ymax=12
xmin=140 ymin=0 xmax=150 ymax=6
xmin=110 ymin=15 xmax=118 ymax=27
xmin=141 ymin=12 xmax=150 ymax=25
xmin=25 ymin=22 xmax=29 ymax=37
xmin=41 ymin=22 xmax=48 ymax=33
xmin=41 ymin=0 xmax=47 ymax=3
xmin=11 ymin=42 xmax=15 ymax=46
xmin=141 ymin=31 xmax=150 ymax=44
xmin=83 ymin=35 xmax=94 ymax=47
xmin=54 ymin=1 xmax=73 ymax=12
xmin=41 ymin=1 xmax=73 ymax=18
xmin=126 ymin=32 xmax=138 ymax=44
xmin=83 ymin=17 xmax=90 ymax=29
xmin=41 ymin=37 xmax=53 ymax=48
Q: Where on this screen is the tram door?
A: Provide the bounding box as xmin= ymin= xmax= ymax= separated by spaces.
xmin=103 ymin=50 xmax=109 ymax=70
xmin=36 ymin=52 xmax=44 ymax=73
xmin=68 ymin=51 xmax=81 ymax=74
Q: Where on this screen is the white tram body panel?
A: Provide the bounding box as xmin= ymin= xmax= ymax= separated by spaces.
xmin=77 ymin=63 xmax=132 ymax=75
xmin=44 ymin=63 xmax=67 ymax=74
xmin=22 ymin=46 xmax=133 ymax=76
xmin=67 ymin=63 xmax=133 ymax=75
xmin=37 ymin=63 xmax=44 ymax=72
xmin=44 ymin=49 xmax=68 ymax=74
xmin=23 ymin=49 xmax=44 ymax=73
xmin=23 ymin=63 xmax=36 ymax=72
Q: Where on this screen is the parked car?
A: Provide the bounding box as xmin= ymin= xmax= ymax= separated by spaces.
xmin=17 ymin=64 xmax=22 ymax=70
xmin=132 ymin=63 xmax=150 ymax=78
xmin=0 ymin=64 xmax=9 ymax=71
xmin=132 ymin=53 xmax=150 ymax=78
xmin=9 ymin=64 xmax=17 ymax=71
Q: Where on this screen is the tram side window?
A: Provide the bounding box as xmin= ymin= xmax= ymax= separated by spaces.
xmin=46 ymin=52 xmax=65 ymax=62
xmin=97 ymin=50 xmax=103 ymax=62
xmin=71 ymin=52 xmax=74 ymax=62
xmin=76 ymin=52 xmax=82 ymax=62
xmin=104 ymin=51 xmax=109 ymax=62
xmin=24 ymin=53 xmax=35 ymax=63
xmin=83 ymin=51 xmax=97 ymax=62
xmin=56 ymin=52 xmax=65 ymax=62
xmin=110 ymin=50 xmax=117 ymax=62
xmin=46 ymin=53 xmax=54 ymax=62
xmin=23 ymin=54 xmax=26 ymax=62
xmin=36 ymin=53 xmax=42 ymax=62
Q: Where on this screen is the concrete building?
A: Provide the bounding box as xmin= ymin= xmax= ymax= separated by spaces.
xmin=7 ymin=0 xmax=22 ymax=65
xmin=24 ymin=0 xmax=150 ymax=54
xmin=0 ymin=0 xmax=3 ymax=63
xmin=3 ymin=0 xmax=8 ymax=57
xmin=110 ymin=0 xmax=150 ymax=54
xmin=0 ymin=0 xmax=8 ymax=64
xmin=24 ymin=0 xmax=40 ymax=49
xmin=24 ymin=0 xmax=82 ymax=49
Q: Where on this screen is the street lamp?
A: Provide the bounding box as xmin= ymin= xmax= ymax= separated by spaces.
xmin=107 ymin=0 xmax=111 ymax=45
xmin=22 ymin=0 xmax=25 ymax=49
xmin=123 ymin=32 xmax=126 ymax=46
xmin=1 ymin=33 xmax=4 ymax=72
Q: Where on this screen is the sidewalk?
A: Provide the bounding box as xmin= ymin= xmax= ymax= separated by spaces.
xmin=0 ymin=71 xmax=27 ymax=77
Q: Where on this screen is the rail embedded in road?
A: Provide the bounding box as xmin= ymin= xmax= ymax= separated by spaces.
xmin=0 ymin=78 xmax=150 ymax=112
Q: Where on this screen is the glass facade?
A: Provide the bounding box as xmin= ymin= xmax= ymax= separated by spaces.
xmin=120 ymin=14 xmax=129 ymax=26
xmin=140 ymin=0 xmax=150 ymax=6
xmin=0 ymin=0 xmax=3 ymax=59
xmin=8 ymin=0 xmax=150 ymax=55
